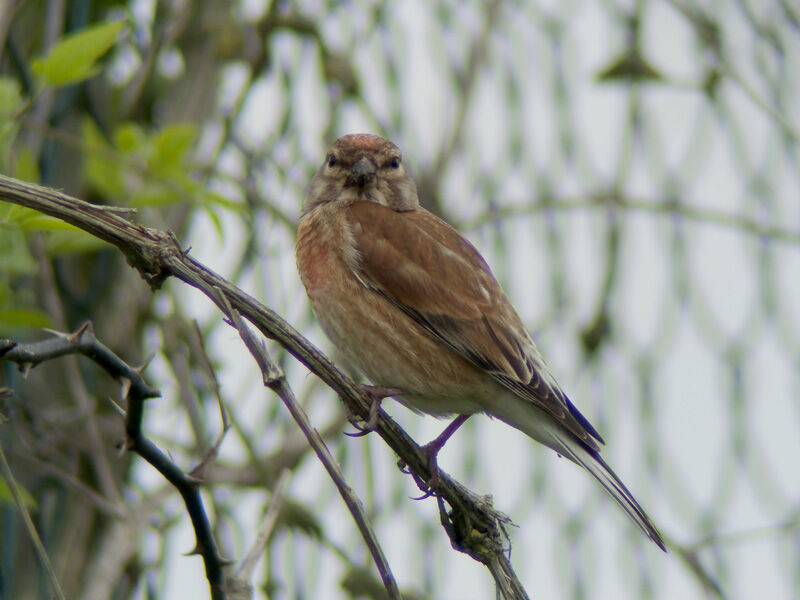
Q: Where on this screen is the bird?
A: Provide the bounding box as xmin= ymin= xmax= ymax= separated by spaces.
xmin=295 ymin=133 xmax=665 ymax=550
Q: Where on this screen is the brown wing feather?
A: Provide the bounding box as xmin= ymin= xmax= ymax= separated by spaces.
xmin=345 ymin=201 xmax=603 ymax=449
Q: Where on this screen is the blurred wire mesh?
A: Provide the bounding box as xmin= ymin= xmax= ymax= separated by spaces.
xmin=7 ymin=0 xmax=797 ymax=598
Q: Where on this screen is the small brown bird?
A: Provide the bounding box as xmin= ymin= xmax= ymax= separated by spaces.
xmin=296 ymin=133 xmax=665 ymax=550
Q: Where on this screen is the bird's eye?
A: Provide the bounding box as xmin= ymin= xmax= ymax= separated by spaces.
xmin=327 ymin=155 xmax=337 ymax=168
xmin=390 ymin=157 xmax=401 ymax=169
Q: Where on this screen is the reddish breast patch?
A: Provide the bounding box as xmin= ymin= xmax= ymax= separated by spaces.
xmin=296 ymin=218 xmax=331 ymax=293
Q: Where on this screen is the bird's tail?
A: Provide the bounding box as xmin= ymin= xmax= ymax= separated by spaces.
xmin=550 ymin=428 xmax=666 ymax=551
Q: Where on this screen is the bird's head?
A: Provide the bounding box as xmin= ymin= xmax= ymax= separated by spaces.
xmin=303 ymin=134 xmax=419 ymax=214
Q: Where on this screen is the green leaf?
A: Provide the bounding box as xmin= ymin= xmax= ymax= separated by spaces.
xmin=0 ymin=228 xmax=38 ymax=275
xmin=596 ymin=48 xmax=664 ymax=83
xmin=151 ymin=123 xmax=197 ymax=167
xmin=115 ymin=123 xmax=145 ymax=154
xmin=130 ymin=186 xmax=181 ymax=207
xmin=200 ymin=190 xmax=242 ymax=212
xmin=2 ymin=203 xmax=76 ymax=231
xmin=0 ymin=477 xmax=38 ymax=510
xmin=0 ymin=77 xmax=23 ymax=171
xmin=82 ymin=118 xmax=125 ymax=197
xmin=33 ymin=20 xmax=126 ymax=87
xmin=0 ymin=76 xmax=22 ymax=115
xmin=203 ymin=205 xmax=224 ymax=240
xmin=0 ymin=309 xmax=52 ymax=330
xmin=275 ymin=499 xmax=324 ymax=540
xmin=17 ymin=213 xmax=86 ymax=232
xmin=44 ymin=230 xmax=109 ymax=254
xmin=2 ymin=204 xmax=42 ymax=226
xmin=15 ymin=148 xmax=40 ymax=183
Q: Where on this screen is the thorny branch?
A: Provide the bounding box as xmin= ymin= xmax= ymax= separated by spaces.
xmin=0 ymin=174 xmax=529 ymax=598
xmin=0 ymin=322 xmax=228 ymax=600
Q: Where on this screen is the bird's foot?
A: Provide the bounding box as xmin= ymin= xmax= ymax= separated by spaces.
xmin=405 ymin=414 xmax=471 ymax=499
xmin=409 ymin=442 xmax=445 ymax=499
xmin=344 ymin=385 xmax=405 ymax=437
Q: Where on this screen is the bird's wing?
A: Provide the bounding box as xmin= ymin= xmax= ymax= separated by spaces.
xmin=345 ymin=201 xmax=603 ymax=450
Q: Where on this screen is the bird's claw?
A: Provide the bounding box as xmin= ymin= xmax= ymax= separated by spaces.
xmin=346 ymin=384 xmax=405 ymax=436
xmin=343 ymin=424 xmax=371 ymax=438
xmin=406 ymin=466 xmax=438 ymax=500
xmin=410 ymin=488 xmax=437 ymax=501
xmin=398 ymin=445 xmax=443 ymax=500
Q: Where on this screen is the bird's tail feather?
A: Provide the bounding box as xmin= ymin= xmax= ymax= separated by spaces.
xmin=552 ymin=429 xmax=666 ymax=551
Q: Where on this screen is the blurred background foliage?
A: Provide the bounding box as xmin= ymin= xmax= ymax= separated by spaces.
xmin=1 ymin=0 xmax=799 ymax=598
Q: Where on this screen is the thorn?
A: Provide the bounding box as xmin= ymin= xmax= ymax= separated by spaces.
xmin=55 ymin=321 xmax=93 ymax=343
xmin=43 ymin=328 xmax=69 ymax=339
xmin=108 ymin=396 xmax=127 ymax=418
xmin=74 ymin=320 xmax=93 ymax=340
xmin=18 ymin=362 xmax=32 ymax=379
xmin=116 ymin=436 xmax=134 ymax=457
xmin=134 ymin=353 xmax=156 ymax=375
xmin=185 ymin=473 xmax=205 ymax=485
xmin=184 ymin=544 xmax=204 ymax=557
xmin=120 ymin=378 xmax=132 ymax=399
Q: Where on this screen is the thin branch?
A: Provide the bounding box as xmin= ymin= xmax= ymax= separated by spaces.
xmin=671 ymin=546 xmax=726 ymax=599
xmin=217 ymin=292 xmax=401 ymax=600
xmin=187 ymin=322 xmax=231 ymax=481
xmin=459 ymin=193 xmax=800 ymax=246
xmin=686 ymin=518 xmax=800 ymax=550
xmin=8 ymin=452 xmax=127 ymax=518
xmin=236 ymin=468 xmax=291 ymax=581
xmin=430 ymin=0 xmax=502 ymax=182
xmin=192 ymin=320 xmax=231 ymax=442
xmin=227 ymin=468 xmax=291 ymax=600
xmin=0 ymin=174 xmax=528 ymax=598
xmin=0 ymin=434 xmax=67 ymax=600
xmin=665 ymin=0 xmax=800 ymax=145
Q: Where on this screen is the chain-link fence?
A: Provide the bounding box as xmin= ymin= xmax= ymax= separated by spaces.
xmin=199 ymin=2 xmax=798 ymax=598
xmin=3 ymin=1 xmax=798 ymax=598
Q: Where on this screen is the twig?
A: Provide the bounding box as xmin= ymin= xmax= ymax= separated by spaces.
xmin=0 ymin=438 xmax=67 ymax=600
xmin=192 ymin=320 xmax=231 ymax=439
xmin=430 ymin=0 xmax=502 ymax=184
xmin=216 ymin=291 xmax=402 ymax=600
xmin=686 ymin=518 xmax=800 ymax=550
xmin=665 ymin=0 xmax=800 ymax=145
xmin=459 ymin=193 xmax=800 ymax=246
xmin=188 ymin=320 xmax=231 ymax=481
xmin=229 ymin=468 xmax=291 ymax=598
xmin=8 ymin=452 xmax=127 ymax=518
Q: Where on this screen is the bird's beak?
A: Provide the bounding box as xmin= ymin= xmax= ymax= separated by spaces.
xmin=347 ymin=157 xmax=376 ymax=187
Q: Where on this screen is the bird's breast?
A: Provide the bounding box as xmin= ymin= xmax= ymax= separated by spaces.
xmin=295 ymin=204 xmax=493 ymax=416
xmin=296 ymin=220 xmax=330 ymax=294
xmin=296 ymin=206 xmax=356 ymax=301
